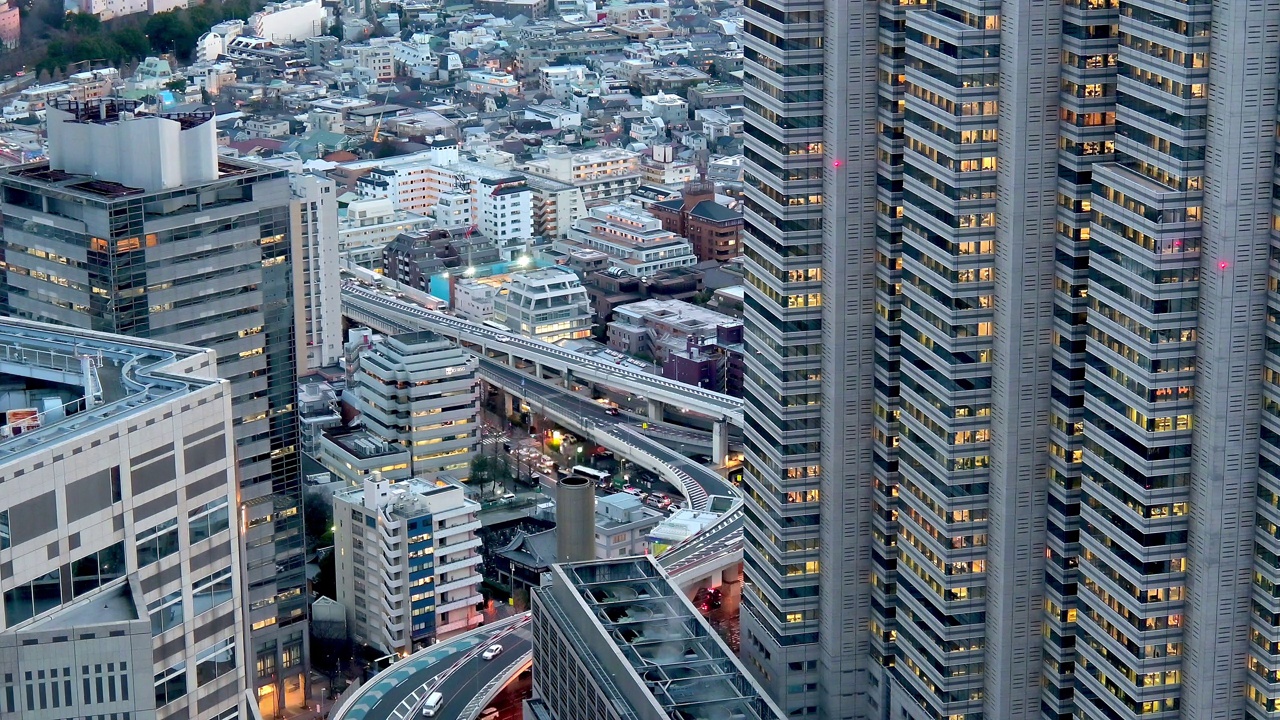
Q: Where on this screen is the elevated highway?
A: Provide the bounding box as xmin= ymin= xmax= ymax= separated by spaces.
xmin=341 ymin=282 xmax=743 ymax=436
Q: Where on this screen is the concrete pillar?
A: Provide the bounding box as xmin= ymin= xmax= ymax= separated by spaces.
xmin=646 ymin=398 xmax=663 ymax=421
xmin=562 ymin=369 xmax=573 ymax=390
xmin=534 ymin=362 xmax=543 ymax=379
xmin=506 ymin=351 xmax=516 ymax=368
xmin=712 ymin=419 xmax=729 ymax=466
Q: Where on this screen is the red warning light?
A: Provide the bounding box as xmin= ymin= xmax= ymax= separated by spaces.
xmin=1219 ymin=260 xmax=1230 ymax=271
xmin=832 ymin=160 xmax=842 ymax=168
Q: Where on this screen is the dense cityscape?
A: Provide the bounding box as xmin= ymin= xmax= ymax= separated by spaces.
xmin=0 ymin=0 xmax=1275 ymax=719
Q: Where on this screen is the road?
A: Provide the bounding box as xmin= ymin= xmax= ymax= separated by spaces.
xmin=477 ymin=357 xmax=736 ymax=501
xmin=337 ymin=616 xmax=529 ymax=720
xmin=426 ymin=628 xmax=532 ymax=720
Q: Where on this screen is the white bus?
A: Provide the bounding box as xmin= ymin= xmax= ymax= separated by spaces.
xmin=571 ymin=465 xmax=611 ymax=483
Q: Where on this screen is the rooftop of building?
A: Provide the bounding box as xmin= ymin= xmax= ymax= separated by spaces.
xmin=0 ymin=153 xmax=278 ymax=201
xmin=0 ymin=317 xmax=223 ymax=467
xmin=612 ymin=298 xmax=738 ymax=333
xmin=548 ymin=556 xmax=785 ymax=720
xmin=323 ymin=427 xmax=408 ymax=460
xmin=335 ymin=474 xmax=476 ymax=520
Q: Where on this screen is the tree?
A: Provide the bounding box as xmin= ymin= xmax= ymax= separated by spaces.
xmin=144 ymin=11 xmax=192 ymax=55
xmin=165 ymin=77 xmax=187 ymax=92
xmin=303 ymin=492 xmax=333 ymax=550
xmin=64 ymin=12 xmax=100 ymax=34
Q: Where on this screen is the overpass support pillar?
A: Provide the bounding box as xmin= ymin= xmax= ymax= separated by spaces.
xmin=534 ymin=362 xmax=544 ymax=379
xmin=506 ymin=351 xmax=516 ymax=368
xmin=712 ymin=419 xmax=729 ymax=466
xmin=563 ymin=369 xmax=573 ymax=390
xmin=647 ymin=398 xmax=664 ymax=422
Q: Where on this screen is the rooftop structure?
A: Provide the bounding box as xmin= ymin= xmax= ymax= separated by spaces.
xmin=530 ymin=556 xmax=785 ymax=720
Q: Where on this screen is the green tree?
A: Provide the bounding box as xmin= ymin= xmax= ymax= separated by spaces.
xmin=144 ymin=11 xmax=191 ymax=55
xmin=64 ymin=12 xmax=100 ymax=34
xmin=165 ymin=77 xmax=187 ymax=92
xmin=115 ymin=27 xmax=151 ymax=59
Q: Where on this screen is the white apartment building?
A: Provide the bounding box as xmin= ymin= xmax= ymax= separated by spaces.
xmin=338 ymin=197 xmax=433 ymax=270
xmin=493 ymin=266 xmax=594 ymax=344
xmin=349 ymin=332 xmax=480 ymax=480
xmin=452 ymin=278 xmax=500 ymax=323
xmin=0 ymin=319 xmax=245 ymax=720
xmin=343 ymin=41 xmax=395 ymax=82
xmin=640 ymin=144 xmax=698 ymax=187
xmin=2 ymin=69 xmax=118 ymax=119
xmin=519 ymin=145 xmax=642 ymax=207
xmin=524 ymin=175 xmax=587 ymax=239
xmin=464 ymin=71 xmax=520 ymax=96
xmin=558 ymin=204 xmax=698 ymax=277
xmin=333 ymin=473 xmax=482 ymax=654
xmin=348 ymin=141 xmax=534 ymax=247
xmin=539 ymin=64 xmax=597 ymax=101
xmin=641 ymin=92 xmax=689 ymax=125
xmin=249 ymin=0 xmax=327 ymax=43
xmin=291 ymin=173 xmax=342 ymax=371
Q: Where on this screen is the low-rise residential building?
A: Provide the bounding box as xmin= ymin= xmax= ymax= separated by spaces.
xmin=519 ymin=145 xmax=642 ymax=207
xmin=452 ymin=277 xmax=501 ymax=323
xmin=558 ymin=204 xmax=699 ymax=278
xmin=338 ymin=197 xmax=434 ymax=270
xmin=250 ymin=0 xmax=327 ymax=43
xmin=649 ymin=179 xmax=742 ymax=262
xmin=343 ymin=41 xmax=396 ymax=82
xmin=540 ymin=64 xmax=597 ymax=101
xmin=607 ymin=298 xmax=740 ymax=359
xmin=0 ymin=3 xmax=20 ymax=49
xmin=524 ymin=174 xmax=587 ymax=239
xmin=349 ymin=332 xmax=480 ymax=480
xmin=299 ymin=379 xmax=343 ymax=457
xmin=635 ymin=65 xmax=712 ymax=95
xmin=334 ymin=473 xmax=483 ymax=654
xmin=494 ymin=266 xmax=594 ymax=344
xmin=593 ymin=493 xmax=663 ymax=558
xmin=639 ymin=144 xmax=699 ymax=187
xmin=465 ymin=70 xmax=521 ymax=96
xmin=641 ymin=91 xmax=689 ymax=125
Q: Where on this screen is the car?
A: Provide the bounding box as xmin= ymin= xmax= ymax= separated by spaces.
xmin=481 ymin=644 xmax=504 ymax=660
xmin=501 ymin=492 xmax=516 ymax=501
xmin=604 ymin=407 xmax=621 ymax=416
xmin=622 ymin=486 xmax=642 ymax=496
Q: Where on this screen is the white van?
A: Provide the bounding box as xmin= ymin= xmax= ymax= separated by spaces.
xmin=421 ymin=691 xmax=444 ymax=717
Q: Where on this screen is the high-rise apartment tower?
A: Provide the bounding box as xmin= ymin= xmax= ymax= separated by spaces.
xmin=740 ymin=1 xmax=1280 ymax=720
xmin=0 ymin=98 xmax=310 ymax=717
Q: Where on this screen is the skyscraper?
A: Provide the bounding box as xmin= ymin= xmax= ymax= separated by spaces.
xmin=740 ymin=1 xmax=1280 ymax=719
xmin=0 ymin=98 xmax=309 ymax=717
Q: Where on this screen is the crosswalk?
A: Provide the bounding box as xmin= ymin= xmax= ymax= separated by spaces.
xmin=480 ymin=431 xmax=510 ymax=448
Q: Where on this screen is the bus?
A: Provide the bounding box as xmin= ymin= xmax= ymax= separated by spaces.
xmin=570 ymin=465 xmax=611 ymax=484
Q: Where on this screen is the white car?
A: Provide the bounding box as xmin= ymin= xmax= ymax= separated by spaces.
xmin=481 ymin=644 xmax=504 ymax=661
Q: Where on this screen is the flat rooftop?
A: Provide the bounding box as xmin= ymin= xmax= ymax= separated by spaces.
xmin=551 ymin=557 xmax=784 ymax=720
xmin=324 ymin=428 xmax=409 ymax=460
xmin=0 ymin=318 xmax=222 ymax=466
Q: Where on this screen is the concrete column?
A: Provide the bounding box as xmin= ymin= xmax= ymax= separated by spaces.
xmin=646 ymin=398 xmax=663 ymax=422
xmin=534 ymin=362 xmax=543 ymax=379
xmin=506 ymin=351 xmax=515 ymax=368
xmin=562 ymin=369 xmax=572 ymax=390
xmin=712 ymin=419 xmax=729 ymax=466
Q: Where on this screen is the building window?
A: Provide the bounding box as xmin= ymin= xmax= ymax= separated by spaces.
xmin=196 ymin=638 xmax=236 ymax=686
xmin=71 ymin=541 xmax=125 ymax=598
xmin=154 ymin=663 xmax=186 ymax=706
xmin=189 ymin=497 xmax=230 ymax=544
xmin=192 ymin=568 xmax=234 ymax=615
xmin=148 ymin=590 xmax=183 ymax=636
xmin=136 ymin=518 xmax=179 ymax=567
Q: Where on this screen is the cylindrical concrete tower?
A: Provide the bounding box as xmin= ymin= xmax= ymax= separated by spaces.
xmin=555 ymin=475 xmax=595 ymax=563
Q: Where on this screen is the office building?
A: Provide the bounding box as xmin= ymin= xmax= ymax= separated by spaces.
xmin=527 ymin=556 xmax=786 ymax=720
xmin=493 ymin=266 xmax=594 ymax=344
xmin=348 ymin=332 xmax=480 ymax=481
xmin=318 ymin=427 xmax=412 ymax=488
xmin=649 ymin=179 xmax=743 ymax=263
xmin=0 ymin=99 xmax=309 ymax=717
xmin=0 ymin=318 xmax=245 ymax=720
xmin=333 ymin=473 xmax=483 ymax=654
xmin=735 ymin=1 xmax=1280 ymax=720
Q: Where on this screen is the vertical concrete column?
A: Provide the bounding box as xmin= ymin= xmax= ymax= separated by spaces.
xmin=646 ymin=398 xmax=663 ymax=422
xmin=712 ymin=419 xmax=729 ymax=466
xmin=562 ymin=368 xmax=573 ymax=390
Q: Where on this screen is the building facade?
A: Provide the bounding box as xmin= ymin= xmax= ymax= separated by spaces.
xmin=0 ymin=99 xmax=310 ymax=717
xmin=558 ymin=204 xmax=699 ymax=278
xmin=493 ymin=266 xmax=594 ymax=344
xmin=519 ymin=146 xmax=642 ymax=207
xmin=738 ymin=2 xmax=1280 ymax=720
xmin=650 ymin=179 xmax=743 ymax=263
xmin=349 ymin=332 xmax=480 ymax=481
xmin=290 ymin=173 xmax=342 ymax=372
xmin=337 ymin=197 xmax=434 ymax=271
xmin=0 ymin=319 xmax=245 ymax=720
xmin=333 ymin=474 xmax=483 ymax=654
